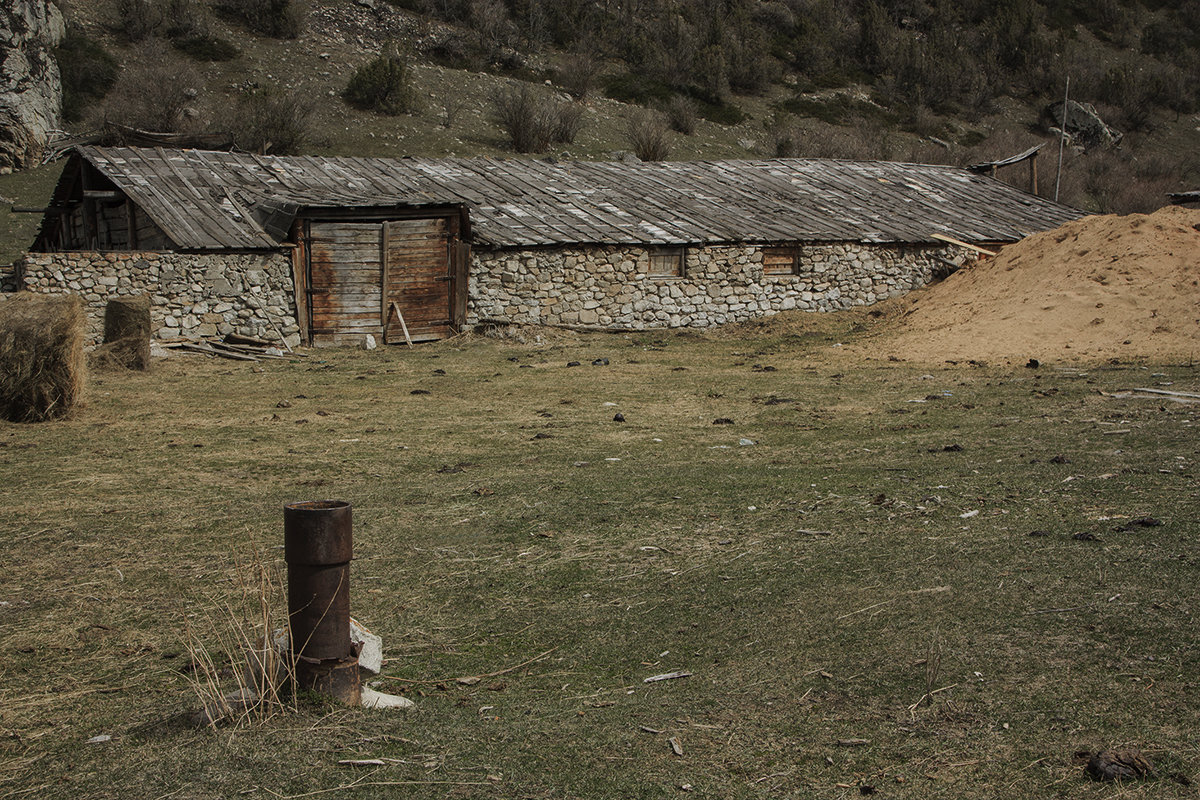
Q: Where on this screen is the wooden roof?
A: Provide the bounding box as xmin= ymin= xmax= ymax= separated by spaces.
xmin=59 ymin=146 xmax=1083 ymax=250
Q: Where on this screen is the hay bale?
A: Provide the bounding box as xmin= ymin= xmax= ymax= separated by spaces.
xmin=0 ymin=293 xmax=86 ymax=422
xmin=94 ymin=294 xmax=151 ymax=370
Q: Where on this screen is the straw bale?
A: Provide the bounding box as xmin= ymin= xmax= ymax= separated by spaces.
xmin=0 ymin=293 xmax=86 ymax=422
xmin=93 ymin=294 xmax=151 ymax=371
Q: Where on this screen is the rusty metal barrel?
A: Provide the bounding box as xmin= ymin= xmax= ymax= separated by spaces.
xmin=284 ymin=500 xmax=360 ymax=704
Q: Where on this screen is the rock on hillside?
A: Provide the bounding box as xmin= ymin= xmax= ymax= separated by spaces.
xmin=0 ymin=0 xmax=63 ymax=172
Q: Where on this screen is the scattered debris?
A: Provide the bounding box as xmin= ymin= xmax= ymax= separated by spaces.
xmin=86 ymin=734 xmax=112 ymax=744
xmin=644 ymin=671 xmax=692 ymax=683
xmin=1072 ymin=532 xmax=1099 ymax=541
xmin=161 ymin=334 xmax=302 ymax=362
xmin=837 ymin=738 xmax=870 ymax=747
xmin=1085 ymin=747 xmax=1155 ymax=781
xmin=1116 ymin=516 xmax=1162 ymax=530
xmin=613 ymin=413 xmax=625 ymax=422
xmin=338 ymin=759 xmax=386 ymax=767
xmin=712 ymin=418 xmax=734 ymax=425
xmin=668 ymin=736 xmax=684 ymax=756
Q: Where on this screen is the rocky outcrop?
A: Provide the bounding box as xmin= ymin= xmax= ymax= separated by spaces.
xmin=0 ymin=1 xmax=64 ymax=172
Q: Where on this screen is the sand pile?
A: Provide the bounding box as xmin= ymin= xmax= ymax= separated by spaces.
xmin=878 ymin=204 xmax=1200 ymax=364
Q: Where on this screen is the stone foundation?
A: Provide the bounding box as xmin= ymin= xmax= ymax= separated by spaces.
xmin=467 ymin=242 xmax=954 ymax=329
xmin=12 ymin=240 xmax=956 ymax=344
xmin=17 ymin=251 xmax=300 ymax=346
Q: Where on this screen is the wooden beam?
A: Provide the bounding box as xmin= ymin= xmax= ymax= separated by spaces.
xmin=290 ymin=219 xmax=310 ymax=345
xmin=930 ymin=233 xmax=999 ymax=257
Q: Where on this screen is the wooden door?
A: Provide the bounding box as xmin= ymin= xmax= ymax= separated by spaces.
xmin=382 ymin=219 xmax=454 ymax=342
xmin=307 ymin=221 xmax=383 ymax=344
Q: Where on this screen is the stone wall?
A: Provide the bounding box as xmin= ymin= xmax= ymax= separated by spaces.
xmin=18 ymin=251 xmax=301 ymax=346
xmin=467 ymin=242 xmax=953 ymax=329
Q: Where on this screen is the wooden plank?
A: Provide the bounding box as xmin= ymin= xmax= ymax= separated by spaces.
xmin=930 ymin=233 xmax=999 ymax=256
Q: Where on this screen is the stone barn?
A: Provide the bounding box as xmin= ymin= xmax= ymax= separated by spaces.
xmin=17 ymin=146 xmax=1083 ymax=345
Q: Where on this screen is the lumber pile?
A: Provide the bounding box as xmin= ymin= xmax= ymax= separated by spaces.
xmin=159 ymin=333 xmax=304 ymax=362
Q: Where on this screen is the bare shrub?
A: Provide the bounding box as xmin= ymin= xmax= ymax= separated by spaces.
xmin=0 ymin=293 xmax=86 ymax=423
xmin=185 ymin=555 xmax=297 ymax=728
xmin=228 ymin=88 xmax=315 ymax=154
xmin=491 ymin=84 xmax=582 ymax=153
xmin=623 ymin=108 xmax=672 ymax=161
xmin=442 ymin=95 xmax=469 ymax=129
xmin=551 ymin=102 xmax=585 ymax=145
xmin=343 ymin=45 xmax=420 ymax=116
xmin=662 ymin=95 xmax=698 ymax=135
xmin=216 ymin=0 xmax=308 ymax=39
xmin=112 ymin=0 xmax=166 ymax=42
xmin=557 ymin=52 xmax=600 ymax=100
xmin=113 ymin=0 xmax=206 ymax=42
xmin=764 ymin=111 xmax=804 ymax=157
xmin=98 ymin=41 xmax=203 ymax=133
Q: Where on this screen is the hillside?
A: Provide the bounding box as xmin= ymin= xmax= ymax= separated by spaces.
xmin=2 ymin=0 xmax=1199 ymax=264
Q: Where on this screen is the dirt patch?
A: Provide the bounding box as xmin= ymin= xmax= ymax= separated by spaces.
xmin=869 ymin=205 xmax=1200 ymax=364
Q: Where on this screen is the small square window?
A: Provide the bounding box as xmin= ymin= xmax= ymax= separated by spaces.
xmin=763 ymin=247 xmax=800 ymax=276
xmin=647 ymin=246 xmax=685 ymax=278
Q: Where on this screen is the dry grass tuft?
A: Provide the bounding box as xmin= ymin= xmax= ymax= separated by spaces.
xmin=0 ymin=293 xmax=86 ymax=422
xmin=184 ymin=555 xmax=297 ymax=728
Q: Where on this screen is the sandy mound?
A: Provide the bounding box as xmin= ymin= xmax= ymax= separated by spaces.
xmin=877 ymin=204 xmax=1200 ymax=364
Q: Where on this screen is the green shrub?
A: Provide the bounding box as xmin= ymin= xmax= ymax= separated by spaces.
xmin=343 ymin=47 xmax=420 ymax=115
xmin=55 ymin=27 xmax=120 ymax=124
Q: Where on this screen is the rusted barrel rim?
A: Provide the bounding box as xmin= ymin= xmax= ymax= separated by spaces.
xmin=285 ymin=499 xmax=351 ymax=513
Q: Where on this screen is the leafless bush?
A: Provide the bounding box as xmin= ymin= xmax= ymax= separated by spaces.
xmin=662 ymin=95 xmax=698 ymax=135
xmin=228 ymin=88 xmax=315 ymax=155
xmin=442 ymin=95 xmax=469 ymax=129
xmin=216 ymin=0 xmax=308 ymax=39
xmin=551 ymin=102 xmax=585 ymax=145
xmin=98 ymin=41 xmax=203 ymax=133
xmin=623 ymin=108 xmax=672 ymax=161
xmin=113 ymin=0 xmax=165 ymax=42
xmin=491 ymin=84 xmax=584 ymax=153
xmin=556 ymin=53 xmax=600 ymax=100
xmin=185 ymin=555 xmax=296 ymax=729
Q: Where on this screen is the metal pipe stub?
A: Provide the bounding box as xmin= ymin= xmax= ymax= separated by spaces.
xmin=283 ymin=500 xmax=360 ymax=705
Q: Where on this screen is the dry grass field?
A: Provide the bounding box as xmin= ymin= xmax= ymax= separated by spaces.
xmin=2 ymin=316 xmax=1198 ymax=798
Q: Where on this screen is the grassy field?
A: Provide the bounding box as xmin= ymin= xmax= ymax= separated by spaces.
xmin=1 ymin=318 xmax=1197 ymax=798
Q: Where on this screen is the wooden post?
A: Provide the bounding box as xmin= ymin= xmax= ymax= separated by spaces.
xmin=1030 ymin=155 xmax=1038 ymax=196
xmin=387 ymin=302 xmax=414 ymax=348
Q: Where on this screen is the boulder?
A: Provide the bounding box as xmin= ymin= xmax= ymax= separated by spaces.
xmin=1044 ymin=100 xmax=1122 ymax=150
